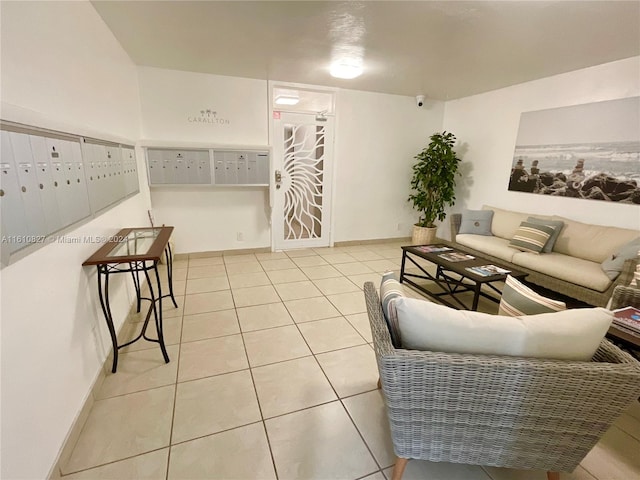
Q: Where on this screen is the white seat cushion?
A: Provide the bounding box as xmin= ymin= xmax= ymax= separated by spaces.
xmin=512 ymin=251 xmax=612 ymax=292
xmin=395 ymin=297 xmax=612 ymax=361
xmin=456 ymin=234 xmax=519 ymax=263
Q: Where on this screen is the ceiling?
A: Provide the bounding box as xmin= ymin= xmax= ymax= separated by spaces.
xmin=92 ymin=1 xmax=640 ymax=101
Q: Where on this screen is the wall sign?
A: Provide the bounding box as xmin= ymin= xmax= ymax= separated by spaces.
xmin=187 ymin=109 xmax=230 ymax=125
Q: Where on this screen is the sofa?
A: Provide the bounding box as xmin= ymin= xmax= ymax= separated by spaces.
xmin=449 ymin=206 xmax=639 ymax=307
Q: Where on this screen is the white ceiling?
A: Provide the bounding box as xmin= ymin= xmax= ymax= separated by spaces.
xmin=92 ymin=1 xmax=640 ymax=100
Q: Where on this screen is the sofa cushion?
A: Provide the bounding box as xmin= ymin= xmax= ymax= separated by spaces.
xmin=459 ymin=209 xmax=494 ymax=235
xmin=380 ymin=272 xmax=403 ymax=346
xmin=509 ymin=221 xmax=556 ymax=254
xmin=512 ymin=251 xmax=612 ymax=292
xmin=456 ymin=234 xmax=519 ymax=263
xmin=482 ymin=205 xmax=530 ymax=240
xmin=552 ymin=215 xmax=639 ymax=263
xmin=499 ymin=275 xmax=566 ymax=316
xmin=395 ymin=297 xmax=611 ymax=361
xmin=526 ymin=217 xmax=565 ymax=253
xmin=601 ymin=237 xmax=640 ymax=280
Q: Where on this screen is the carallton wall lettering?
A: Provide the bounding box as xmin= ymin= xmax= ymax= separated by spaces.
xmin=187 ymin=109 xmax=230 ymax=125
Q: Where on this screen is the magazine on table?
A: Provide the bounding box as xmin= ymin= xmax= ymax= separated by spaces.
xmin=465 ymin=264 xmax=511 ymax=277
xmin=612 ymin=306 xmax=640 ymax=333
xmin=438 ymin=252 xmax=475 ymax=262
xmin=416 ymin=245 xmax=452 ymax=253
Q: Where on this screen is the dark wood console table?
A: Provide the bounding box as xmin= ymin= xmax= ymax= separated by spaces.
xmin=83 ymin=226 xmax=177 ymax=373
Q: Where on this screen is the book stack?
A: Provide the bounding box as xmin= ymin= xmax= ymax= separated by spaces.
xmin=613 ymin=306 xmax=640 ymax=334
xmin=438 ymin=252 xmax=475 ymax=262
xmin=465 ymin=264 xmax=511 ymax=277
xmin=417 ymin=245 xmax=452 ymax=253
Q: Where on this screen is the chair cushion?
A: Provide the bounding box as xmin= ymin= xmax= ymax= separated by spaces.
xmin=526 ymin=217 xmax=565 ymax=253
xmin=509 ymin=221 xmax=556 ymax=254
xmin=380 ymin=272 xmax=403 ymax=346
xmin=395 ymin=297 xmax=612 ymax=361
xmin=498 ymin=275 xmax=566 ymax=316
xmin=601 ymin=237 xmax=640 ymax=280
xmin=459 ymin=209 xmax=494 ymax=236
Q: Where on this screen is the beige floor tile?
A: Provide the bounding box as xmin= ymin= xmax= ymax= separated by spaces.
xmin=363 ymin=259 xmax=402 ymax=273
xmin=319 ymin=253 xmax=357 ymax=264
xmin=232 ymin=285 xmax=281 ymax=307
xmin=345 ymin=312 xmax=373 ymax=342
xmin=382 ymin=460 xmax=492 ymax=480
xmin=348 ymin=250 xmax=385 ymax=261
xmin=347 ymin=272 xmax=383 ymax=289
xmin=256 ymin=251 xmax=289 ymax=261
xmin=292 ymin=255 xmax=329 ymax=267
xmin=168 ymin=423 xmax=276 ymax=480
xmin=184 ymin=290 xmax=234 ymax=315
xmin=63 ymin=386 xmax=174 ymax=474
xmin=187 ymin=265 xmax=227 ymax=279
xmin=483 ymin=465 xmax=596 ymax=479
xmin=237 ymin=302 xmax=294 ymax=332
xmin=222 ymin=253 xmax=258 ymax=264
xmin=343 ymin=390 xmax=395 ymax=468
xmin=225 ymin=261 xmax=264 ymax=275
xmin=300 ymin=264 xmax=343 ymax=279
xmin=172 ymin=370 xmax=261 ymax=443
xmin=119 ymin=315 xmax=182 ymax=353
xmin=188 ymin=256 xmax=224 ymax=267
xmin=335 ymin=262 xmax=375 ymax=276
xmin=243 ymin=325 xmax=311 ymax=367
xmin=228 ymin=271 xmax=271 ymax=289
xmin=97 ymin=346 xmax=179 ymax=399
xmin=162 ymin=267 xmax=187 ymax=282
xmin=614 ymin=411 xmax=640 ymax=442
xmin=317 ymin=344 xmax=378 ymax=397
xmin=160 ymin=296 xmax=184 ymax=319
xmin=274 ymin=280 xmax=323 ymax=301
xmin=252 ymin=356 xmax=336 ymax=418
xmin=181 ymin=309 xmax=239 ymax=342
xmin=312 ymin=276 xmax=360 ymax=295
xmin=260 ymin=258 xmax=297 ymax=271
xmin=266 ymin=268 xmax=308 ymax=284
xmin=266 ymin=401 xmax=378 ymax=479
xmin=326 ymin=291 xmax=367 ymax=315
xmin=298 ymin=317 xmax=366 ymax=354
xmin=285 ymin=248 xmax=319 ymax=258
xmin=362 ymin=473 xmax=386 ymax=480
xmin=178 ymin=335 xmax=248 ymax=382
xmin=284 ymin=297 xmax=342 ymax=323
xmin=185 ymin=276 xmax=230 ymax=294
xmin=624 ymin=399 xmax=640 ymax=421
xmin=62 ymin=449 xmax=169 ymax=480
xmin=579 ymin=425 xmax=640 ymax=479
xmin=375 ymin=248 xmax=404 ymax=259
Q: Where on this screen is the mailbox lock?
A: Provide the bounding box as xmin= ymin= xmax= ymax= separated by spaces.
xmin=21 ymin=186 xmax=26 ymax=193
xmin=67 ymin=180 xmax=70 ymax=185
xmin=0 ymin=189 xmax=4 ymax=197
xmin=54 ymin=181 xmax=58 ymax=187
xmin=39 ymin=183 xmax=44 ymax=190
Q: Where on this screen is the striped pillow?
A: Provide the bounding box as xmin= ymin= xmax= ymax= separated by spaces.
xmin=509 ymin=221 xmax=556 ymax=254
xmin=499 ymin=275 xmax=566 ymax=316
xmin=380 ymin=272 xmax=404 ymax=347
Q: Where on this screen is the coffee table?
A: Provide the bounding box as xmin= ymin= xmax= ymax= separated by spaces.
xmin=400 ymin=242 xmax=527 ymax=311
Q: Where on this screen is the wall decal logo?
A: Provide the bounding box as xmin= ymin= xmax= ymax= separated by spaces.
xmin=187 ymin=109 xmax=230 ymax=125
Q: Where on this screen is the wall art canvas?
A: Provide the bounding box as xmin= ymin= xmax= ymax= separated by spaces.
xmin=509 ymin=96 xmax=640 ymax=204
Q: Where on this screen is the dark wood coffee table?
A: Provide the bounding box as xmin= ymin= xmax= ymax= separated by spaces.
xmin=400 ymin=242 xmax=527 ymax=311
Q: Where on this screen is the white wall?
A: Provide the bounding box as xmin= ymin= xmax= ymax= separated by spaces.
xmin=333 ymin=90 xmax=445 ymax=242
xmin=0 ymin=2 xmax=148 ymax=479
xmin=137 ymin=67 xmax=271 ymax=253
xmin=442 ymin=56 xmax=640 ymax=237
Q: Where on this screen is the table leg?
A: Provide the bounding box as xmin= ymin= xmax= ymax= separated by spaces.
xmin=130 ymin=263 xmax=142 ymax=313
xmin=97 ymin=266 xmax=119 ymax=373
xmin=146 ymin=261 xmax=170 ymax=364
xmin=400 ymin=250 xmax=407 ymax=283
xmin=165 ymin=243 xmax=178 ymax=308
xmin=472 ymin=282 xmax=481 ymax=311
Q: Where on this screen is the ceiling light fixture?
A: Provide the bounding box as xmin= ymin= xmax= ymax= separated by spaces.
xmin=275 ymin=94 xmax=299 ymax=106
xmin=330 ymin=59 xmax=363 ymax=79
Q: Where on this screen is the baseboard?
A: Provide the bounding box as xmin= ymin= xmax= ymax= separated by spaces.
xmin=188 ymin=246 xmax=271 ymax=258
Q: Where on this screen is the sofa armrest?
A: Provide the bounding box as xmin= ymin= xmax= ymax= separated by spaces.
xmin=610 ymin=284 xmax=640 ymax=310
xmin=450 ymin=213 xmax=462 ymax=238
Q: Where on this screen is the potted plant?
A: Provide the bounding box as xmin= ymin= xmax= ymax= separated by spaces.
xmin=408 ymin=131 xmax=462 ymax=244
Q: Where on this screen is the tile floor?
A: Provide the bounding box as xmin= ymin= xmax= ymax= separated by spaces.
xmin=57 ymin=242 xmax=640 ymax=479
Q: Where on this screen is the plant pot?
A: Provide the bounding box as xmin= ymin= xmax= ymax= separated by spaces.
xmin=412 ymin=225 xmax=438 ymax=245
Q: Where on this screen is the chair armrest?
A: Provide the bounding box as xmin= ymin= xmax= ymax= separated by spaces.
xmin=611 ymin=284 xmax=640 ymax=310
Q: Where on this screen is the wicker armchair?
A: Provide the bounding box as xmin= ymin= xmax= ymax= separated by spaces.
xmin=364 ymin=282 xmax=640 ymax=480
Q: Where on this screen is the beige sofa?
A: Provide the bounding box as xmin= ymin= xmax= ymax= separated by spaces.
xmin=450 ymin=206 xmax=639 ymax=307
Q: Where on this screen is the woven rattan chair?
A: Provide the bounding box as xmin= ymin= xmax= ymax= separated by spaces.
xmin=364 ymin=282 xmax=640 ymax=480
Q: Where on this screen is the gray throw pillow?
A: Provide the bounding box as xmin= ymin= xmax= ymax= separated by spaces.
xmin=526 ymin=217 xmax=565 ymax=253
xmin=601 ymin=237 xmax=640 ymax=280
xmin=459 ymin=209 xmax=494 ymax=236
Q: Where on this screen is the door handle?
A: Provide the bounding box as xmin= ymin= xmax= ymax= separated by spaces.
xmin=275 ymin=170 xmax=282 ymax=189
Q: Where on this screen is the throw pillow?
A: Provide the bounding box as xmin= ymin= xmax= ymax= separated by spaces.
xmin=601 ymin=237 xmax=640 ymax=280
xmin=459 ymin=209 xmax=494 ymax=236
xmin=395 ymin=297 xmax=612 ymax=361
xmin=498 ymin=275 xmax=566 ymax=316
xmin=509 ymin=221 xmax=557 ymax=254
xmin=526 ymin=216 xmax=565 ymax=253
xmin=380 ymin=272 xmax=404 ymax=347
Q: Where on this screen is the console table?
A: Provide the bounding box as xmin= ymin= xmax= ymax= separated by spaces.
xmin=83 ymin=226 xmax=177 ymax=373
